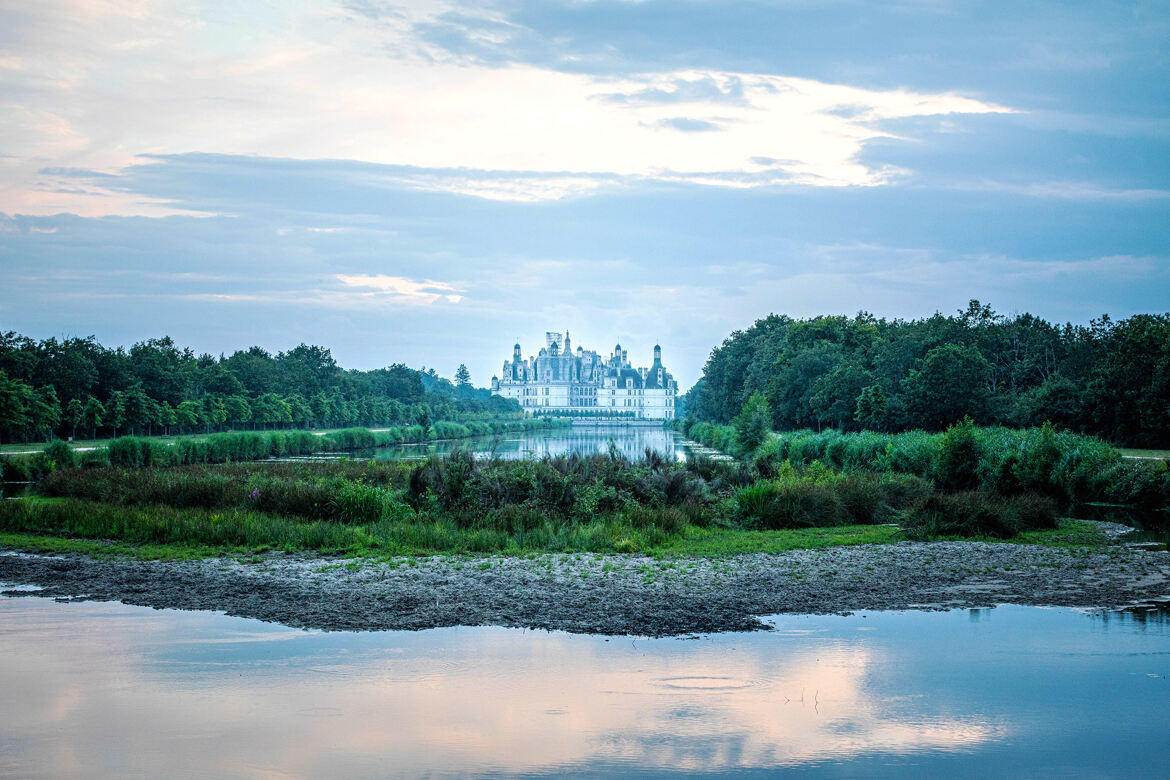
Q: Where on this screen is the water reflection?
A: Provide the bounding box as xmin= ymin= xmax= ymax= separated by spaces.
xmin=1 ymin=600 xmax=1168 ymax=778
xmin=371 ymin=426 xmax=698 ymax=462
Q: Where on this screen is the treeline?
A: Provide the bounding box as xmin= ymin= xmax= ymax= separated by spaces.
xmin=687 ymin=302 xmax=1170 ymax=446
xmin=0 ymin=332 xmax=521 ymax=443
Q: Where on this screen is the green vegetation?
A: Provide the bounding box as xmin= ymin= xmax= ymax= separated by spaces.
xmin=0 ymin=441 xmax=1084 ymax=558
xmin=0 ymin=330 xmax=525 ymax=444
xmin=678 ymin=417 xmax=1170 ymax=510
xmin=0 ymin=421 xmax=564 ymax=482
xmin=687 ymin=302 xmax=1170 ymax=447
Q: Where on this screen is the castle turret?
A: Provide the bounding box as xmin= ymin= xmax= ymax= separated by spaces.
xmin=514 ymin=343 xmax=522 ymax=361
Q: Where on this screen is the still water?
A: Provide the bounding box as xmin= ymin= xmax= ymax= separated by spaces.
xmin=1 ymin=596 xmax=1167 ymax=778
xmin=368 ymin=425 xmax=706 ymax=462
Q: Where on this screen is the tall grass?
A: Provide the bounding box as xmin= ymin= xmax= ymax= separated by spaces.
xmin=737 ymin=422 xmax=1166 ymax=508
xmin=52 ymin=419 xmax=568 ymax=470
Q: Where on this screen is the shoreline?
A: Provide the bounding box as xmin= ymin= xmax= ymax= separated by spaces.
xmin=2 ymin=536 xmax=1167 ymax=636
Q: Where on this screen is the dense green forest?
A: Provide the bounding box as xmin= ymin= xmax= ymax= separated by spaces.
xmin=0 ymin=332 xmax=518 ymax=443
xmin=686 ymin=302 xmax=1170 ymax=447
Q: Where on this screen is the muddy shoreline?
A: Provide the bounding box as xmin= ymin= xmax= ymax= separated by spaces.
xmin=2 ymin=532 xmax=1168 ymax=635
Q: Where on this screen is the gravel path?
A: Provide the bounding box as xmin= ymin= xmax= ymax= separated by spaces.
xmin=3 ymin=530 xmax=1168 ymax=635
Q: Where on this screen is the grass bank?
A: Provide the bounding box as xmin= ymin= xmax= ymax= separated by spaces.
xmin=0 ymin=499 xmax=1107 ymax=561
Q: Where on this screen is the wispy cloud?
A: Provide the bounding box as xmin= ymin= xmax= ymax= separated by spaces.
xmin=0 ymin=0 xmax=1016 ymax=215
xmin=336 ymin=274 xmax=464 ymax=304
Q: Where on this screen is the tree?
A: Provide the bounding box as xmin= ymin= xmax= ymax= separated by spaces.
xmin=854 ymin=384 xmax=889 ymax=431
xmin=251 ymin=392 xmax=292 ymax=429
xmin=902 ymin=343 xmax=991 ymax=430
xmin=175 ymin=400 xmax=203 ymax=433
xmin=121 ymin=384 xmax=152 ymax=435
xmin=416 ymin=403 xmax=432 ymax=431
xmin=455 ymin=364 xmax=471 ymax=387
xmin=310 ymin=392 xmax=332 ymax=427
xmin=29 ymin=385 xmax=62 ymax=441
xmin=106 ymin=391 xmax=127 ymax=438
xmin=65 ymin=397 xmax=84 ymax=439
xmin=222 ymin=395 xmax=252 ymax=429
xmin=82 ymin=396 xmax=105 ymax=439
xmin=0 ymin=369 xmax=33 ymax=443
xmin=369 ymin=364 xmax=424 ymax=402
xmin=733 ymin=392 xmax=772 ymax=454
xmin=286 ymin=393 xmax=313 ymax=427
xmin=206 ymin=398 xmax=228 ymax=433
xmin=809 ymin=360 xmax=872 ymax=430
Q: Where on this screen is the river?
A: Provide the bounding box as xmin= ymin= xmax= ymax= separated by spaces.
xmin=367 ymin=424 xmax=708 ymax=462
xmin=1 ymin=595 xmax=1167 ymax=778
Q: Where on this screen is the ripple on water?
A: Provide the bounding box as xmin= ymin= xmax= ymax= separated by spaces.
xmin=651 ymin=676 xmax=758 ymax=691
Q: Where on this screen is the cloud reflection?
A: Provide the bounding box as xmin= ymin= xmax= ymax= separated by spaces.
xmin=0 ymin=598 xmax=1006 ymax=778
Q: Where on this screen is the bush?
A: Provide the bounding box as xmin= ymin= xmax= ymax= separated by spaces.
xmin=1 ymin=454 xmax=51 ymax=482
xmin=934 ymin=417 xmax=983 ymax=491
xmin=329 ymin=481 xmax=387 ymax=524
xmin=901 ymin=491 xmax=1057 ymax=540
xmin=43 ymin=440 xmax=75 ymax=470
xmin=78 ymin=449 xmax=110 ymax=468
xmin=1103 ymin=459 xmax=1170 ymax=508
xmin=733 ymin=393 xmax=772 ymax=454
xmin=736 ymin=479 xmax=844 ymax=529
xmin=108 ymin=437 xmax=145 ymax=467
xmin=321 ymin=428 xmax=375 ymax=450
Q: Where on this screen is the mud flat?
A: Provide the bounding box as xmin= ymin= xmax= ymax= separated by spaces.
xmin=2 ymin=534 xmax=1168 ymax=636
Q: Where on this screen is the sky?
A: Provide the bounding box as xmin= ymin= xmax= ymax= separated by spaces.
xmin=1 ymin=0 xmax=1168 ymax=389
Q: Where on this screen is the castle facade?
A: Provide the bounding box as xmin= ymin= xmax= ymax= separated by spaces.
xmin=490 ymin=332 xmax=678 ymax=420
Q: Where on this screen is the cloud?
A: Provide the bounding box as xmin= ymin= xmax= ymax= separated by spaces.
xmin=654 ymin=117 xmax=725 ymax=133
xmin=335 ymin=274 xmax=464 ymax=304
xmin=0 ymin=0 xmax=1016 ymax=215
xmin=950 ymin=180 xmax=1170 ymax=201
xmin=597 ymin=75 xmax=748 ymax=105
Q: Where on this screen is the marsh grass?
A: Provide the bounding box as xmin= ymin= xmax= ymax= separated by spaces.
xmin=681 ymin=418 xmax=1169 ymax=509
xmin=11 ymin=426 xmax=1145 ymax=557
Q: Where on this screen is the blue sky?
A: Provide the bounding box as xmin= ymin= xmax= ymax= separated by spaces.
xmin=1 ymin=0 xmax=1167 ymax=388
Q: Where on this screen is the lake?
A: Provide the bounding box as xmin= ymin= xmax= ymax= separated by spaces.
xmin=367 ymin=424 xmax=709 ymax=462
xmin=1 ymin=595 xmax=1167 ymax=778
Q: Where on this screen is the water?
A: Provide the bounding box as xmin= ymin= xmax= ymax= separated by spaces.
xmin=368 ymin=425 xmax=707 ymax=462
xmin=1 ymin=597 xmax=1167 ymax=778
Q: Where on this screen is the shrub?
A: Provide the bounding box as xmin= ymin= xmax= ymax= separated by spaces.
xmin=329 ymin=481 xmax=387 ymax=524
xmin=1103 ymin=459 xmax=1170 ymax=508
xmin=736 ymin=479 xmax=845 ymax=529
xmin=733 ymin=392 xmax=772 ymax=454
xmin=43 ymin=440 xmax=75 ymax=470
xmin=901 ymin=491 xmax=1057 ymax=540
xmin=108 ymin=437 xmax=144 ymax=467
xmin=933 ymin=417 xmax=983 ymax=491
xmin=78 ymin=449 xmax=110 ymax=468
xmin=1 ymin=454 xmax=51 ymax=482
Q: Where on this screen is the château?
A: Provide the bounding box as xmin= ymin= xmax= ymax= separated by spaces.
xmin=491 ymin=332 xmax=678 ymax=419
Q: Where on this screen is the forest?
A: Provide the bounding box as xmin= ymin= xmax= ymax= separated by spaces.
xmin=685 ymin=301 xmax=1170 ymax=447
xmin=0 ymin=332 xmax=518 ymax=443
